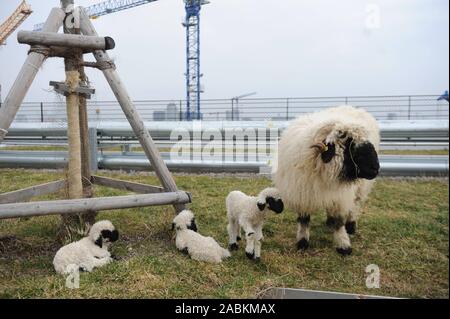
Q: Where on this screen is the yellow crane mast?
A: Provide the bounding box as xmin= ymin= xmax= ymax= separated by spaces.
xmin=0 ymin=1 xmax=33 ymax=45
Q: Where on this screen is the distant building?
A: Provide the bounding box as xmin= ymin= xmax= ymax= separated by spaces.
xmin=387 ymin=113 xmax=397 ymax=120
xmin=153 ymin=111 xmax=166 ymax=121
xmin=226 ymin=109 xmax=240 ymax=121
xmin=166 ymin=103 xmax=178 ymax=121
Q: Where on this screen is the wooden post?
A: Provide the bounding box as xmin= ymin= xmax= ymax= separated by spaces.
xmin=60 ymin=0 xmax=85 ymax=236
xmin=79 ymin=8 xmax=186 ymax=212
xmin=78 ymin=54 xmax=97 ymax=224
xmin=64 ymin=57 xmax=83 ymax=200
xmin=0 ymin=8 xmax=65 ymax=143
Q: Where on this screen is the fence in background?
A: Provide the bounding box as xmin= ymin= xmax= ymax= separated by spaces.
xmin=4 ymin=95 xmax=449 ymax=123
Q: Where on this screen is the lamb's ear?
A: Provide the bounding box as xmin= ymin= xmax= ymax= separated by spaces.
xmin=257 ymin=202 xmax=266 ymax=211
xmin=95 ymin=236 xmax=103 ymax=248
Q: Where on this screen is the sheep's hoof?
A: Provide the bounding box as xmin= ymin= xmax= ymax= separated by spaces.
xmin=237 ymin=236 xmax=242 ymax=242
xmin=246 ymin=251 xmax=255 ymax=260
xmin=336 ymin=247 xmax=352 ymax=256
xmin=229 ymin=243 xmax=239 ymax=251
xmin=180 ymin=247 xmax=189 ymax=255
xmin=296 ymin=238 xmax=309 ymax=250
xmin=254 ymin=257 xmax=261 ymax=263
xmin=345 ymin=222 xmax=356 ymax=235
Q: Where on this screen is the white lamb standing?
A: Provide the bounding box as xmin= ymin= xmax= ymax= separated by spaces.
xmin=53 ymin=220 xmax=119 ymax=275
xmin=172 ymin=210 xmax=231 ymax=264
xmin=274 ymin=105 xmax=380 ymax=255
xmin=226 ymin=187 xmax=284 ymax=261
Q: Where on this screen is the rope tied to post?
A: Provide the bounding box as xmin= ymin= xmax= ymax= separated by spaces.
xmin=28 ymin=45 xmax=51 ymax=58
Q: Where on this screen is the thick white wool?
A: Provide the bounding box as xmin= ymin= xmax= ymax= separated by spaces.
xmin=53 ymin=220 xmax=116 ymax=275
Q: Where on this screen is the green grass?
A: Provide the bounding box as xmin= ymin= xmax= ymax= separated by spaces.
xmin=0 ymin=169 xmax=448 ymax=299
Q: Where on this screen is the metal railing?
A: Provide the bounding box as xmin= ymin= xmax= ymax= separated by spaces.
xmin=0 ymin=120 xmax=448 ymax=176
xmin=4 ymin=95 xmax=449 ymax=123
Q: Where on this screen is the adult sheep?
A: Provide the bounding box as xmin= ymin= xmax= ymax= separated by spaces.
xmin=273 ymin=105 xmax=380 ymax=256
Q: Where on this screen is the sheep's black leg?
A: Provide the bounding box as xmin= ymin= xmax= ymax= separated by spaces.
xmin=296 ymin=214 xmax=310 ymax=250
xmin=328 ymin=216 xmax=352 ymax=256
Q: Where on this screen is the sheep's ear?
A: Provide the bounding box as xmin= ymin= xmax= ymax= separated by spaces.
xmin=257 ymin=202 xmax=266 ymax=211
xmin=321 ymin=143 xmax=336 ymax=163
xmin=95 ymin=236 xmax=103 ymax=248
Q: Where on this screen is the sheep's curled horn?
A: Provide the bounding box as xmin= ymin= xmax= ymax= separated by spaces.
xmin=311 ymin=142 xmax=328 ymax=153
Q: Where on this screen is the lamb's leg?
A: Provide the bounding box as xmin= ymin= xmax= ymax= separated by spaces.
xmin=242 ymin=225 xmax=256 ymax=260
xmin=254 ymin=226 xmax=264 ymax=261
xmin=227 ymin=219 xmax=240 ymax=251
xmin=296 ymin=214 xmax=310 ymax=250
xmin=91 ymin=256 xmax=113 ymax=268
xmin=327 ymin=216 xmax=352 ymax=256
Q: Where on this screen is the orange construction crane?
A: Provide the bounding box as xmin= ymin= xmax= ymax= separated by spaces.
xmin=0 ymin=1 xmax=33 ymax=45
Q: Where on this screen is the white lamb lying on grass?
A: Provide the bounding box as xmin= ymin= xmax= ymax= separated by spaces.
xmin=172 ymin=210 xmax=231 ymax=264
xmin=53 ymin=220 xmax=119 ymax=275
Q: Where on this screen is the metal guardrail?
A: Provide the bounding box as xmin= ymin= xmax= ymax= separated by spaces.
xmin=0 ymin=151 xmax=447 ymax=176
xmin=0 ymin=120 xmax=448 ymax=175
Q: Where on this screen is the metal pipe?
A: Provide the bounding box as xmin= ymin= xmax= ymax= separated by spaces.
xmin=0 ymin=151 xmax=447 ymax=176
xmin=6 ymin=120 xmax=449 ymax=139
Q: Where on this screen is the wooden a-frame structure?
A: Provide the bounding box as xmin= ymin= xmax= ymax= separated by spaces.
xmin=0 ymin=1 xmax=190 ymax=221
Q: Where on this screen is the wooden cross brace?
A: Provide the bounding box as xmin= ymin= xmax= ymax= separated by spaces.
xmin=49 ymin=81 xmax=95 ymax=99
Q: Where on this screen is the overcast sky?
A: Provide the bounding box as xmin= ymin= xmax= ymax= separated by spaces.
xmin=0 ymin=0 xmax=448 ymax=103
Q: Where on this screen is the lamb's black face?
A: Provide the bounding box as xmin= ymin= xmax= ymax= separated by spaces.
xmin=187 ymin=218 xmax=198 ymax=232
xmin=101 ymin=229 xmax=119 ymax=243
xmin=95 ymin=229 xmax=119 ymax=247
xmin=266 ymin=197 xmax=284 ymax=214
xmin=341 ymin=139 xmax=380 ymax=181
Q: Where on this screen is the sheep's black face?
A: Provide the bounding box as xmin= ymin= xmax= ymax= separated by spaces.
xmin=267 ymin=197 xmax=284 ymax=214
xmin=341 ymin=139 xmax=380 ymax=181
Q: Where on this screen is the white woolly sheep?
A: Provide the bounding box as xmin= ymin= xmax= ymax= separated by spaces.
xmin=172 ymin=210 xmax=231 ymax=264
xmin=273 ymin=105 xmax=380 ymax=256
xmin=226 ymin=187 xmax=284 ymax=261
xmin=53 ymin=220 xmax=119 ymax=274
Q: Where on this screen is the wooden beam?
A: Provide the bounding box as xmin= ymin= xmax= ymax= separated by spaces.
xmin=0 ymin=191 xmax=192 ymax=219
xmin=0 ymin=180 xmax=66 ymax=204
xmin=0 ymin=8 xmax=65 ymax=143
xmin=80 ymin=9 xmax=186 ymax=213
xmin=91 ymin=175 xmax=164 ymax=194
xmin=18 ymin=31 xmax=115 ymax=51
